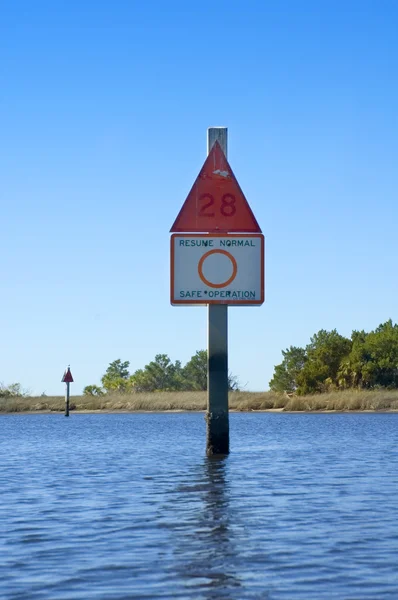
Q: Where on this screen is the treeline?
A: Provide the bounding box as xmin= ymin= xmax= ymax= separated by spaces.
xmin=0 ymin=383 xmax=27 ymax=398
xmin=84 ymin=350 xmax=239 ymax=395
xmin=270 ymin=319 xmax=398 ymax=395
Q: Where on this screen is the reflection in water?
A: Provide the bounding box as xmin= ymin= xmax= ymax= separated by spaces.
xmin=170 ymin=456 xmax=242 ymax=598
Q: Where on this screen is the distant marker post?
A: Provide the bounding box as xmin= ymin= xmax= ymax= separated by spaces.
xmin=61 ymin=366 xmax=74 ymax=417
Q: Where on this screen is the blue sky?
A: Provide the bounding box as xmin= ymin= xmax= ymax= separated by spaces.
xmin=1 ymin=0 xmax=397 ymax=395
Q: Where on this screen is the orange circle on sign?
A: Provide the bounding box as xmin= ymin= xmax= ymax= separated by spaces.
xmin=198 ymin=249 xmax=238 ymax=289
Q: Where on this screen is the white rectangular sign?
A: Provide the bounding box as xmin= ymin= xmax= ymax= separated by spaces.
xmin=171 ymin=234 xmax=264 ymax=305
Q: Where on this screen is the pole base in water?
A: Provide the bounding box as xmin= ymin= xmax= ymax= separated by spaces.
xmin=206 ymin=410 xmax=229 ymax=455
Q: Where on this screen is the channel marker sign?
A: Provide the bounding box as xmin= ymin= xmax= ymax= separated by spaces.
xmin=171 ymin=234 xmax=264 ymax=305
xmin=170 ymin=141 xmax=264 ymax=306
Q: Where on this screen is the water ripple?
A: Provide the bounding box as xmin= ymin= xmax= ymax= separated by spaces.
xmin=1 ymin=413 xmax=398 ymax=599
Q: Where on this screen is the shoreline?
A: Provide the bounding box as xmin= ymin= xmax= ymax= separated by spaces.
xmin=2 ymin=390 xmax=398 ymax=414
xmin=2 ymin=408 xmax=398 ymax=416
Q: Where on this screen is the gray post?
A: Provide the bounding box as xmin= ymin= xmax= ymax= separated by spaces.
xmin=206 ymin=127 xmax=229 ymax=455
xmin=65 ymin=382 xmax=70 ymax=417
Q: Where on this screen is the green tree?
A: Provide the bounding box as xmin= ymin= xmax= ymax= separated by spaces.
xmin=0 ymin=382 xmax=25 ymax=398
xmin=183 ymin=350 xmax=207 ymax=390
xmin=83 ymin=385 xmax=104 ymax=396
xmin=355 ymin=320 xmax=398 ymax=388
xmin=95 ymin=351 xmax=240 ymax=394
xmin=271 ymin=321 xmax=398 ymax=395
xmin=183 ymin=350 xmax=239 ymax=391
xmin=129 ymin=354 xmax=184 ymax=392
xmin=128 ymin=369 xmax=149 ymax=392
xmin=337 ymin=330 xmax=368 ymax=389
xmin=101 ymin=359 xmax=130 ymax=392
xmin=365 ymin=320 xmax=398 ymax=387
xmin=269 ymin=346 xmax=307 ymax=393
xmin=296 ymin=329 xmax=351 ymax=394
xmin=336 ymin=321 xmax=398 ymax=390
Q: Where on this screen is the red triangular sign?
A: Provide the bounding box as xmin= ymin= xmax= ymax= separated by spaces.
xmin=170 ymin=141 xmax=261 ymax=233
xmin=61 ymin=367 xmax=74 ymax=383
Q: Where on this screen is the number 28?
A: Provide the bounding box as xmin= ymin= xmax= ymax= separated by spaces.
xmin=198 ymin=193 xmax=237 ymax=218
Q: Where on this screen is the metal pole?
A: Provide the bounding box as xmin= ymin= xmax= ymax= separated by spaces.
xmin=65 ymin=382 xmax=70 ymax=417
xmin=206 ymin=127 xmax=229 ymax=455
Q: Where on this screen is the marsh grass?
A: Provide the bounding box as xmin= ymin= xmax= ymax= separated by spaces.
xmin=2 ymin=389 xmax=398 ymax=413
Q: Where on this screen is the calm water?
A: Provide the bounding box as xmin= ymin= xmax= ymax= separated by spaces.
xmin=1 ymin=413 xmax=398 ymax=599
